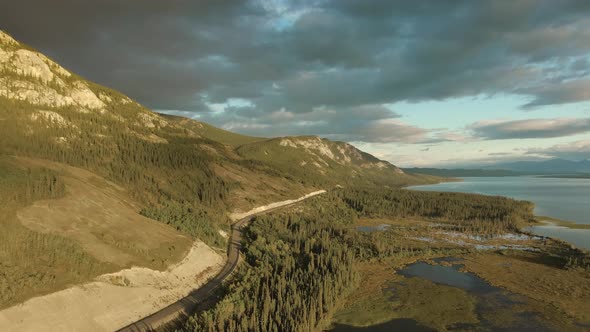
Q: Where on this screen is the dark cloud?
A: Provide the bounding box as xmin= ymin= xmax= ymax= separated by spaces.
xmin=1 ymin=0 xmax=263 ymax=109
xmin=3 ymin=0 xmax=590 ymax=141
xmin=172 ymin=104 xmax=434 ymax=143
xmin=519 ymin=79 xmax=590 ymax=108
xmin=471 ymin=118 xmax=590 ymax=139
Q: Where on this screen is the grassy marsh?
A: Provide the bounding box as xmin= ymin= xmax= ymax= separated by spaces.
xmin=329 ymin=214 xmax=590 ymax=331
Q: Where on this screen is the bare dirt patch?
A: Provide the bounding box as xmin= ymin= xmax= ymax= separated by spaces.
xmin=0 ymin=240 xmax=223 ymax=332
xmin=15 ymin=157 xmax=192 ymax=269
xmin=229 ymin=190 xmax=326 ymax=221
xmin=213 ymin=163 xmax=309 ymax=212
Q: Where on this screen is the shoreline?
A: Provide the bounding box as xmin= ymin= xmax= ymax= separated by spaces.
xmin=406 ymin=178 xmax=590 ymax=251
xmin=533 ymin=216 xmax=590 ymax=230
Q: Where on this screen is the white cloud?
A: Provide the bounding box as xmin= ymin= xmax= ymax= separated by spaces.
xmin=471 ymin=117 xmax=590 ymax=139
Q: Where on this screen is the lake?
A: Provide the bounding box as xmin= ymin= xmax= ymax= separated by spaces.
xmin=330 ymin=257 xmax=555 ymax=332
xmin=409 ymin=176 xmax=590 ymax=250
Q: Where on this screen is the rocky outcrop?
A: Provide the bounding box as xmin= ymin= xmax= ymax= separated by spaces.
xmin=29 ymin=110 xmax=75 ymax=128
xmin=0 ymin=31 xmax=105 ymax=112
xmin=277 ymin=136 xmax=404 ymax=173
xmin=69 ymin=81 xmax=105 ymax=109
xmin=0 ymin=31 xmax=17 ymax=46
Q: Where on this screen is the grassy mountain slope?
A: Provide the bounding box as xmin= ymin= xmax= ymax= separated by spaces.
xmin=159 ymin=113 xmax=265 ymax=147
xmin=237 ymin=136 xmax=437 ymax=187
xmin=0 ymin=30 xmax=440 ymax=307
xmin=0 ymin=29 xmax=435 ymax=207
xmin=0 ymin=156 xmax=192 ymax=309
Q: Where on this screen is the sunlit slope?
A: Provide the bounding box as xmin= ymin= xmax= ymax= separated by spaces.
xmin=237 ymin=136 xmax=438 ymax=187
xmin=159 ymin=113 xmax=265 ymax=147
xmin=0 ymin=29 xmax=436 ymax=207
xmin=0 ymin=29 xmax=442 ymax=307
xmin=0 ymin=156 xmax=192 ymax=308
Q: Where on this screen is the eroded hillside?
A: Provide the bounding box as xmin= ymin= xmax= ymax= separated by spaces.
xmin=0 ymin=29 xmax=440 ymax=308
xmin=0 ymin=30 xmax=433 ymax=208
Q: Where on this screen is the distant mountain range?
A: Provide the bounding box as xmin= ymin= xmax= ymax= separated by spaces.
xmin=486 ymin=159 xmax=590 ymax=174
xmin=402 ymin=168 xmax=521 ymax=177
xmin=405 ymin=158 xmax=590 ymax=177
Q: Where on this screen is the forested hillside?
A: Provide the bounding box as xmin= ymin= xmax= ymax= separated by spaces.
xmin=0 ymin=157 xmax=112 ymax=308
xmin=339 ymin=187 xmax=535 ymax=234
xmin=0 ymin=29 xmax=435 ymax=212
xmin=182 ymin=195 xmax=359 ymax=331
xmin=0 ymin=29 xmax=439 ymax=308
xmin=235 ymin=136 xmax=436 ymax=188
xmin=181 ymin=189 xmax=544 ymax=331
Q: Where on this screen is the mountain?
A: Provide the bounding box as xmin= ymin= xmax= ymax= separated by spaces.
xmin=403 ymin=167 xmax=522 ymax=177
xmin=0 ymin=29 xmax=432 ymax=206
xmin=410 ymin=159 xmax=590 ymax=177
xmin=0 ymin=30 xmax=439 ymax=307
xmin=158 ymin=113 xmax=265 ymax=147
xmin=486 ymin=159 xmax=590 ymax=174
xmin=406 ymin=158 xmax=590 ymax=177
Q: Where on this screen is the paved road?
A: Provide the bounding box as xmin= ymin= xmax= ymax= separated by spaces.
xmin=116 ymin=198 xmax=315 ymax=332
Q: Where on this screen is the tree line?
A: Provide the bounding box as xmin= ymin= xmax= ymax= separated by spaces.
xmin=338 ymin=187 xmax=535 ymax=234
xmin=181 ymin=196 xmax=359 ymax=332
xmin=0 ymin=158 xmax=109 ymax=308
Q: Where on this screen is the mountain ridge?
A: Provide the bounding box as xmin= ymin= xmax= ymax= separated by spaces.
xmin=0 ymin=26 xmax=435 ymax=210
xmin=406 ymin=158 xmax=590 ymax=177
xmin=0 ymin=29 xmax=440 ymax=308
xmin=485 ymin=158 xmax=590 ymax=174
xmin=0 ymin=29 xmax=428 ymax=208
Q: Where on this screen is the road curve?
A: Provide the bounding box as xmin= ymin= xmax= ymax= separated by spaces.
xmin=117 ymin=193 xmax=323 ymax=332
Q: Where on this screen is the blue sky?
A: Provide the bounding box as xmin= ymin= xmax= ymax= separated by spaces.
xmin=367 ymin=95 xmax=590 ymax=166
xmin=4 ymin=0 xmax=590 ymax=167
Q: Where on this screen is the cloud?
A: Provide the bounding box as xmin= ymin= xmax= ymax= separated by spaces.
xmin=527 ymin=140 xmax=590 ymax=160
xmin=170 ymin=104 xmax=436 ymax=143
xmin=520 ymin=79 xmax=590 ymax=108
xmin=353 ymin=119 xmax=428 ymax=143
xmin=471 ymin=117 xmax=590 ymax=139
xmin=3 ymin=0 xmax=590 ymax=142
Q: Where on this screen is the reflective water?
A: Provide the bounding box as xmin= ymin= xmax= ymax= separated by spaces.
xmin=330 ymin=319 xmax=435 ymax=332
xmin=331 ymin=258 xmax=555 ymax=331
xmin=397 ymin=259 xmax=553 ymax=331
xmin=398 ymin=260 xmax=496 ymax=293
xmin=409 ymin=177 xmax=590 ymax=249
xmin=357 ymin=224 xmax=391 ymax=233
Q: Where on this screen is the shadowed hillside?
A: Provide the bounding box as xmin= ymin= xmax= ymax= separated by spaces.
xmin=0 ymin=29 xmax=441 ymax=307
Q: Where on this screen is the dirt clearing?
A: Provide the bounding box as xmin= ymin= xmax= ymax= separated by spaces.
xmin=15 ymin=157 xmax=192 ymax=269
xmin=0 ymin=240 xmax=223 ymax=331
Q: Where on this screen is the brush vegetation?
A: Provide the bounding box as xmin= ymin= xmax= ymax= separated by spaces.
xmin=0 ymin=157 xmax=113 ymax=308
xmin=0 ymin=30 xmax=439 ymax=309
xmin=180 ymin=188 xmax=590 ymax=331
xmin=339 ymin=187 xmax=535 ymax=234
xmin=140 ymin=202 xmax=228 ymax=249
xmin=182 ymin=195 xmax=359 ymax=332
xmin=180 ymin=189 xmax=542 ymax=331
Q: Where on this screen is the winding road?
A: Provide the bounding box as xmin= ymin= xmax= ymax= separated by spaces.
xmin=117 ymin=191 xmax=324 ymax=332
